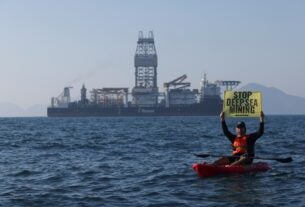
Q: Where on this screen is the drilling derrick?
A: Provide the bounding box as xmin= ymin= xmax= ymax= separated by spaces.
xmin=132 ymin=31 xmax=158 ymax=107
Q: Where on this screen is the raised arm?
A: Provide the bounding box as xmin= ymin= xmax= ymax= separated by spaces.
xmin=250 ymin=111 xmax=265 ymax=140
xmin=220 ymin=112 xmax=235 ymax=142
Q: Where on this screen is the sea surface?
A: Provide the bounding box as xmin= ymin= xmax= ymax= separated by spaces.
xmin=0 ymin=116 xmax=304 ymax=207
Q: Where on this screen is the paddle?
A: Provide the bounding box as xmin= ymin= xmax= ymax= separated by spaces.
xmin=194 ymin=153 xmax=293 ymax=163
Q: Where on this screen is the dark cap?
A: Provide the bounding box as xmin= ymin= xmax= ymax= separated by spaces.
xmin=236 ymin=121 xmax=246 ymax=128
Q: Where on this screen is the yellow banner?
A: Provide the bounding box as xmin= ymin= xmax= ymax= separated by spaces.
xmin=223 ymin=91 xmax=262 ymax=117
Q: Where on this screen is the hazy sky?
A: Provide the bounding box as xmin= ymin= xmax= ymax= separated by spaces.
xmin=0 ymin=0 xmax=304 ymax=108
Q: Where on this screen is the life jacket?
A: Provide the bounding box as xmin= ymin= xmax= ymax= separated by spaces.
xmin=232 ymin=135 xmax=249 ymax=155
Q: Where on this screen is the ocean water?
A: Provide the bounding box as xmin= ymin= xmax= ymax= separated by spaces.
xmin=0 ymin=116 xmax=304 ymax=207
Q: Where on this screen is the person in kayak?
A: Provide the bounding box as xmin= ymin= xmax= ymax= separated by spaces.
xmin=214 ymin=111 xmax=265 ymax=166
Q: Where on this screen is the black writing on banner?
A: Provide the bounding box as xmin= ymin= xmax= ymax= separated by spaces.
xmin=223 ymin=91 xmax=262 ymax=117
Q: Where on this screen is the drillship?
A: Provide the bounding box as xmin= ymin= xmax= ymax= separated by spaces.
xmin=47 ymin=31 xmax=240 ymax=117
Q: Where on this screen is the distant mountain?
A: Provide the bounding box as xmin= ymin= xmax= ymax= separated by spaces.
xmin=0 ymin=103 xmax=47 ymax=117
xmin=1 ymin=84 xmax=304 ymax=116
xmin=0 ymin=103 xmax=25 ymax=117
xmin=24 ymin=104 xmax=47 ymax=117
xmin=239 ymin=83 xmax=305 ymax=114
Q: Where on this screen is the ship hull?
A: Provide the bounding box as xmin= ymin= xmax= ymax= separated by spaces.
xmin=47 ymin=100 xmax=222 ymax=117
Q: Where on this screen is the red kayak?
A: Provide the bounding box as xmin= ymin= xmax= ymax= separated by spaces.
xmin=192 ymin=162 xmax=270 ymax=178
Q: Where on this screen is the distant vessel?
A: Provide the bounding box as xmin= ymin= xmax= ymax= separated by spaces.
xmin=47 ymin=31 xmax=240 ymax=117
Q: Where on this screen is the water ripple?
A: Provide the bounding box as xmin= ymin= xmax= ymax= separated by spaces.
xmin=0 ymin=116 xmax=304 ymax=206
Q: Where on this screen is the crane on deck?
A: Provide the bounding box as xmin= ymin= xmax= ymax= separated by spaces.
xmin=163 ymin=74 xmax=190 ymax=90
